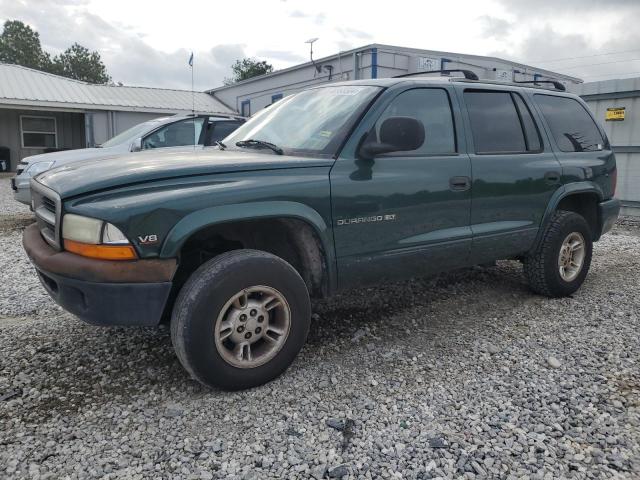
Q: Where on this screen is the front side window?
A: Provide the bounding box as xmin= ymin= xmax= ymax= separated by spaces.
xmin=142 ymin=118 xmax=205 ymax=149
xmin=534 ymin=95 xmax=605 ymax=152
xmin=374 ymin=88 xmax=456 ymax=155
xmin=225 ymin=85 xmax=382 ymax=156
xmin=21 ymin=116 xmax=57 ymax=148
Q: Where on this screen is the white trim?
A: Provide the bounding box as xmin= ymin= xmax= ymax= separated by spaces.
xmin=20 ymin=115 xmax=57 ymax=149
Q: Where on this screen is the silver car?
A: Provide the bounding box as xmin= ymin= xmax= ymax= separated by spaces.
xmin=11 ymin=113 xmax=244 ymax=205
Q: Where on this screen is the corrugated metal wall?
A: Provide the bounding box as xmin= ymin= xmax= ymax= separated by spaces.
xmin=0 ymin=108 xmax=85 ymax=170
xmin=572 ymin=77 xmax=640 ymax=216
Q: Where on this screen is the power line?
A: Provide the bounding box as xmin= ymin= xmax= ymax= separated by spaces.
xmin=558 ymin=57 xmax=640 ymax=71
xmin=531 ymin=48 xmax=640 ymax=64
xmin=581 ymin=70 xmax=640 ymax=78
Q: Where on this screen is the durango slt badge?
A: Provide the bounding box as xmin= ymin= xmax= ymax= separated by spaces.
xmin=337 ymin=214 xmax=396 ymax=226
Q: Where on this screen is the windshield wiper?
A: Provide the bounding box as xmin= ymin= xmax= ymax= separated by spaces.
xmin=215 ymin=140 xmax=227 ymax=150
xmin=235 ymin=139 xmax=283 ymax=155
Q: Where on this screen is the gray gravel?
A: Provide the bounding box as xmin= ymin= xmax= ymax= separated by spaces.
xmin=1 ymin=177 xmax=639 ymax=479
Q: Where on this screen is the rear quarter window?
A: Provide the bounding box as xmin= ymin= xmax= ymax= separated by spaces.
xmin=534 ymin=95 xmax=605 ymax=152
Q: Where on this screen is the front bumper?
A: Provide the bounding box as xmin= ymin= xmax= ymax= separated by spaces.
xmin=23 ymin=224 xmax=177 ymax=326
xmin=599 ymin=198 xmax=621 ymax=238
xmin=11 ymin=176 xmax=32 ymax=205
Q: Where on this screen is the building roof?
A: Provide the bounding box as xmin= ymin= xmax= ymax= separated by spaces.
xmin=208 ymin=43 xmax=582 ymax=92
xmin=0 ymin=63 xmax=233 ymax=114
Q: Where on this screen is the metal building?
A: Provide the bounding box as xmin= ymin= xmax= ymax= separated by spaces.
xmin=571 ymin=78 xmax=640 ymax=216
xmin=0 ymin=64 xmax=233 ymax=171
xmin=208 ymin=43 xmax=581 ymax=115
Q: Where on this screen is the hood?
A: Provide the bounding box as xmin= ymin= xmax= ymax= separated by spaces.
xmin=36 ymin=148 xmax=334 ymax=199
xmin=22 ymin=147 xmax=126 ymax=166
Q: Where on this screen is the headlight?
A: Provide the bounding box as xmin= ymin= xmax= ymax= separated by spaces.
xmin=62 ymin=214 xmax=137 ymax=260
xmin=26 ymin=161 xmax=54 ymax=176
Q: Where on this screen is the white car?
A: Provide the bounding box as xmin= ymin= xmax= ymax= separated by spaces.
xmin=11 ymin=113 xmax=244 ymax=205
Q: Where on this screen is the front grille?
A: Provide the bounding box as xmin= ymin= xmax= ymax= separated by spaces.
xmin=42 ymin=196 xmax=56 ymax=213
xmin=30 ymin=180 xmax=61 ymax=250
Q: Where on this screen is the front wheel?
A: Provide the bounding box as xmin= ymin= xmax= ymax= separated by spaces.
xmin=524 ymin=210 xmax=593 ymax=297
xmin=171 ymin=249 xmax=311 ymax=390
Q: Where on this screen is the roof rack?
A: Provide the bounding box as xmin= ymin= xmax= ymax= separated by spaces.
xmin=393 ymin=69 xmax=479 ymax=81
xmin=513 ymin=80 xmax=566 ymax=92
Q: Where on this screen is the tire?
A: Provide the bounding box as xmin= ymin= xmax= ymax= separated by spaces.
xmin=524 ymin=210 xmax=593 ymax=298
xmin=171 ymin=249 xmax=311 ymax=390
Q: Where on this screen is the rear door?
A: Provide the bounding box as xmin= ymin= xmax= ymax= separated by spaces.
xmin=331 ymin=86 xmax=472 ymax=288
xmin=458 ymin=87 xmax=562 ymax=263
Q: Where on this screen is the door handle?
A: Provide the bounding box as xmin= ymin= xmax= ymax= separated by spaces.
xmin=544 ymin=171 xmax=561 ymax=184
xmin=449 ymin=176 xmax=471 ymax=191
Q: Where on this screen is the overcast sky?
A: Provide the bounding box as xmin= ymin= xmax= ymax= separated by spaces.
xmin=1 ymin=0 xmax=639 ymax=90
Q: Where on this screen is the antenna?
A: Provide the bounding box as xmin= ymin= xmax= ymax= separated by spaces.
xmin=305 ymin=38 xmax=321 ymax=75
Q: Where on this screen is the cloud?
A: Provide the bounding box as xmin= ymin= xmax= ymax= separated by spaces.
xmin=335 ymin=27 xmax=373 ymax=41
xmin=288 ymin=9 xmax=325 ymax=25
xmin=477 ymin=15 xmax=512 ymax=39
xmin=0 ymin=0 xmax=243 ymax=89
xmin=255 ymin=49 xmax=306 ymax=63
xmin=497 ymin=0 xmax=640 ymax=16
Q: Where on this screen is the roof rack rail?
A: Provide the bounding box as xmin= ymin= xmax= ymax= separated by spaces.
xmin=513 ymin=80 xmax=566 ymax=92
xmin=393 ymin=69 xmax=479 ymax=81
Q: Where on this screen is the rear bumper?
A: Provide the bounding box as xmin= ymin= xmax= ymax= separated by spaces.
xmin=23 ymin=224 xmax=177 ymax=326
xmin=599 ymin=198 xmax=621 ymax=238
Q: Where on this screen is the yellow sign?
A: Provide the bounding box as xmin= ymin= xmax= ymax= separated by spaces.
xmin=606 ymin=107 xmax=625 ymax=121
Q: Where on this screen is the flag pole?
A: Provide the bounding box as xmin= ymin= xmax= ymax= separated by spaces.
xmin=189 ymin=51 xmax=195 ymax=149
xmin=190 ymin=51 xmax=195 ymax=114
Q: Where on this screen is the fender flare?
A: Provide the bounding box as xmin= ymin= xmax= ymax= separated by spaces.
xmin=532 ymin=182 xmax=604 ymax=250
xmin=160 ymin=200 xmax=336 ymax=291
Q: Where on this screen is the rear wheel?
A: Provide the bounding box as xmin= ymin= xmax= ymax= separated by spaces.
xmin=171 ymin=249 xmax=311 ymax=390
xmin=524 ymin=210 xmax=593 ymax=297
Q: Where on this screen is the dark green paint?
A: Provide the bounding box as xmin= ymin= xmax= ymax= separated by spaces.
xmin=34 ymin=78 xmax=619 ymax=295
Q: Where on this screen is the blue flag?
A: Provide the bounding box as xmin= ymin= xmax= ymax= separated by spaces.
xmin=188 ymin=52 xmax=194 ymax=67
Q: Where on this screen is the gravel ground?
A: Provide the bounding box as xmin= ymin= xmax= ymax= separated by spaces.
xmin=0 ymin=177 xmax=639 ymax=479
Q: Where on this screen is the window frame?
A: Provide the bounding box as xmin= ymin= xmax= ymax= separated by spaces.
xmin=20 ymin=115 xmax=58 ymax=149
xmin=241 ymin=100 xmax=251 ymax=117
xmin=463 ymin=89 xmax=544 ymax=156
xmin=375 ymin=87 xmax=459 ymax=158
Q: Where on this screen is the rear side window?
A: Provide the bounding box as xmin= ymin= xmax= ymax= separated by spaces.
xmin=534 ymin=95 xmax=604 ymax=152
xmin=375 ymin=88 xmax=456 ymax=155
xmin=464 ymin=91 xmax=541 ymax=154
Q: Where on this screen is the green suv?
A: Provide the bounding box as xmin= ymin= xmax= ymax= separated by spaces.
xmin=23 ymin=74 xmax=620 ymax=390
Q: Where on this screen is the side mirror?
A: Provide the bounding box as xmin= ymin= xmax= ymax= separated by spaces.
xmin=130 ymin=137 xmax=142 ymax=152
xmin=359 ymin=116 xmax=425 ymax=159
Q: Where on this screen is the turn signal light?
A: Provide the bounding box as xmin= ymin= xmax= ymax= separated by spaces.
xmin=64 ymin=239 xmax=137 ymax=261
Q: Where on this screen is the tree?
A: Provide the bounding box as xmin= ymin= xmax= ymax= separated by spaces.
xmin=0 ymin=20 xmax=111 ymax=84
xmin=0 ymin=20 xmax=49 ymax=70
xmin=224 ymin=58 xmax=273 ymax=85
xmin=52 ymin=43 xmax=110 ymax=84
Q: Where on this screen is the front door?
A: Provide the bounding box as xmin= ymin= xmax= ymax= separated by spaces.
xmin=459 ymin=88 xmax=563 ymax=263
xmin=330 ymin=86 xmax=472 ymax=289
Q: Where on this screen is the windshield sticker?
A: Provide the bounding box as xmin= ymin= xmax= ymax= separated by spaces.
xmin=332 ymin=87 xmax=364 ymax=96
xmin=319 ymin=131 xmax=332 ymax=138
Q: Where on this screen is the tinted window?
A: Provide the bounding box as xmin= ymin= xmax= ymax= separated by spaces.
xmin=512 ymin=94 xmax=542 ymax=151
xmin=375 ymin=88 xmax=456 ymax=154
xmin=465 ymin=91 xmax=526 ymax=153
xmin=535 ymin=95 xmax=604 ymax=152
xmin=210 ymin=121 xmax=242 ymax=143
xmin=142 ymin=118 xmax=205 ymax=149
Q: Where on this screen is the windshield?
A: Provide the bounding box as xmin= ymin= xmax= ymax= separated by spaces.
xmin=100 ymin=120 xmax=164 ymax=148
xmin=224 ymin=85 xmax=381 ymax=156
